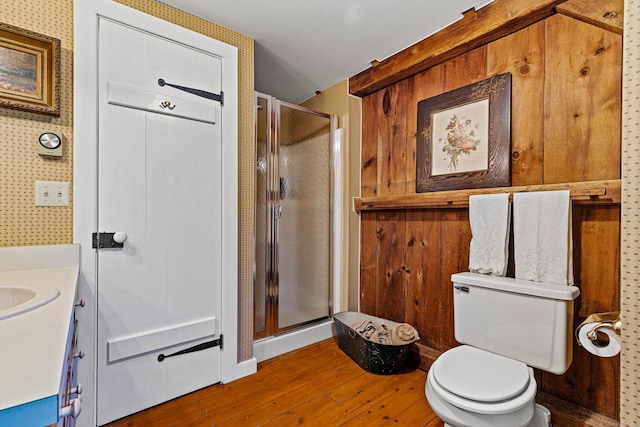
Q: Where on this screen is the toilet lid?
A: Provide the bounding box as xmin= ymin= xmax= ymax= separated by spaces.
xmin=432 ymin=345 xmax=531 ymax=403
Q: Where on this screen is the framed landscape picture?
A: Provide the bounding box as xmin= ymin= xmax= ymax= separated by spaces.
xmin=0 ymin=22 xmax=60 ymax=116
xmin=416 ymin=73 xmax=512 ymax=192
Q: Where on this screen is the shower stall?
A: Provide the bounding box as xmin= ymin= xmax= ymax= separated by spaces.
xmin=254 ymin=92 xmax=336 ymax=340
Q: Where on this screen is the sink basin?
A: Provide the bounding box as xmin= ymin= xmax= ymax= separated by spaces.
xmin=0 ymin=284 xmax=60 ymax=320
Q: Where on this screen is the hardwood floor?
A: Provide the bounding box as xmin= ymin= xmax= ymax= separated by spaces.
xmin=105 ymin=338 xmax=442 ymax=427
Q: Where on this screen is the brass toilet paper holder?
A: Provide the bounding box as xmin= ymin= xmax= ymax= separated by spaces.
xmin=576 ymin=311 xmax=621 ymax=346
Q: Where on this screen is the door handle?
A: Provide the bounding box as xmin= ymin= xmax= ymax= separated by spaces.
xmin=113 ymin=231 xmax=128 ymax=244
xmin=92 ymin=232 xmax=127 ymax=249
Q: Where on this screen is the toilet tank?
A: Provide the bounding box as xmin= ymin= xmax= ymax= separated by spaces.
xmin=452 ymin=272 xmax=580 ymax=374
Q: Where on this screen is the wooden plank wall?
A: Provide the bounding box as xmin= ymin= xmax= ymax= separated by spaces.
xmin=357 ymin=13 xmax=621 ymax=421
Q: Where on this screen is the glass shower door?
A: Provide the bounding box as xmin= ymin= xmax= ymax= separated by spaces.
xmin=255 ymin=92 xmax=333 ymax=338
xmin=275 ymin=101 xmax=333 ymax=331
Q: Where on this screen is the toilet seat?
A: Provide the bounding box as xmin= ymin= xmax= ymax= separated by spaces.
xmin=430 ymin=345 xmax=537 ymax=415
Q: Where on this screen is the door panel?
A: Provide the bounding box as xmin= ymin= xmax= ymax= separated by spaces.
xmin=276 ymin=103 xmax=332 ymax=330
xmin=97 ymin=18 xmax=222 ymax=425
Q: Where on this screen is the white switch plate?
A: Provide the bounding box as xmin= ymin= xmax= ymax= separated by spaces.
xmin=35 ymin=181 xmax=69 ymax=206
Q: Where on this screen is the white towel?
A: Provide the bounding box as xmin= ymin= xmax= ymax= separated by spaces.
xmin=468 ymin=193 xmax=510 ymax=276
xmin=513 ymin=190 xmax=573 ymax=285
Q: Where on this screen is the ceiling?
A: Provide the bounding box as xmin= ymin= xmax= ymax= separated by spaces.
xmin=159 ymin=0 xmax=494 ymax=104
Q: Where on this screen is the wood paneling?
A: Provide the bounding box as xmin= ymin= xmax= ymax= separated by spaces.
xmin=361 ymin=94 xmax=378 ymax=197
xmin=376 ymin=81 xmax=409 ymax=196
xmin=356 ymin=5 xmax=622 ymax=425
xmin=375 ymin=211 xmax=406 ymax=322
xmin=543 ymin=14 xmax=622 ymax=184
xmin=557 ymin=0 xmax=624 ymax=34
xmin=348 ymin=0 xmax=565 ymax=97
xmin=407 ymin=66 xmax=446 ymax=194
xmin=487 ymin=21 xmax=545 ymax=186
xmin=405 ymin=210 xmax=442 ymax=350
xmin=359 ymin=211 xmax=377 ymax=314
xmin=573 ymin=206 xmax=621 ymax=317
xmin=439 ymin=210 xmax=471 ymax=350
xmin=539 ymin=205 xmax=621 ymax=419
xmin=442 ymin=46 xmax=488 ymax=91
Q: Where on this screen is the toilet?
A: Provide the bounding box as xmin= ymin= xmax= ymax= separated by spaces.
xmin=425 ymin=272 xmax=580 ymax=427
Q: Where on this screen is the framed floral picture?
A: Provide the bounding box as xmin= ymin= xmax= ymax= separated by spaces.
xmin=0 ymin=22 xmax=60 ymax=116
xmin=416 ymin=73 xmax=511 ymax=192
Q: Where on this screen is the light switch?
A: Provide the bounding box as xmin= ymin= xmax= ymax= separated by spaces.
xmin=35 ymin=181 xmax=69 ymax=206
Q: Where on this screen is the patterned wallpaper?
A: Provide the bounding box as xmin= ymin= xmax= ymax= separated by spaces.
xmin=0 ymin=0 xmax=74 ymax=246
xmin=621 ymin=0 xmax=640 ymax=424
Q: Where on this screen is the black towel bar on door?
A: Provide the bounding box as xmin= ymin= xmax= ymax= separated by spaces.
xmin=158 ymin=78 xmax=223 ymax=105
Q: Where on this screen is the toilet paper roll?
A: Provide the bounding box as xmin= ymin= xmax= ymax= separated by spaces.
xmin=577 ymin=322 xmax=621 ymax=357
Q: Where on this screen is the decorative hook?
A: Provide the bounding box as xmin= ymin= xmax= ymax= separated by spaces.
xmin=159 ymin=100 xmax=176 ymax=110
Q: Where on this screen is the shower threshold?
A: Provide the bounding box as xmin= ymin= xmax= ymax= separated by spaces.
xmin=254 ymin=318 xmax=334 ymax=362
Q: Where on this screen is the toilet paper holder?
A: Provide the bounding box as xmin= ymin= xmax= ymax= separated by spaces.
xmin=576 ymin=311 xmax=621 ymax=345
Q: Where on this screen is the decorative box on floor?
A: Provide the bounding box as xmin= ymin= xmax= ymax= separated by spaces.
xmin=333 ymin=311 xmax=420 ymax=375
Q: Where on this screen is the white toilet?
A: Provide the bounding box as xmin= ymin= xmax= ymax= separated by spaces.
xmin=425 ymin=272 xmax=580 ymax=427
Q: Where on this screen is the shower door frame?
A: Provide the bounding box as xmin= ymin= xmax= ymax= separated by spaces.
xmin=255 ymin=92 xmax=336 ymax=340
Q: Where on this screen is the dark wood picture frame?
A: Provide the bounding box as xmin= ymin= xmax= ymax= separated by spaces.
xmin=416 ymin=73 xmax=511 ymax=192
xmin=0 ymin=22 xmax=60 ymax=116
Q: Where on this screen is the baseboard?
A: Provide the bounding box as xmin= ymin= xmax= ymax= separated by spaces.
xmin=536 ymin=391 xmax=619 ymax=427
xmin=233 ymin=357 xmax=258 ymax=380
xmin=407 ymin=342 xmax=442 ymax=371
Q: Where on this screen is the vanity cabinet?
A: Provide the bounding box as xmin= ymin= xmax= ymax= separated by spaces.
xmin=44 ymin=309 xmax=81 ymax=427
xmin=0 ymin=245 xmax=81 ymax=427
xmin=57 ymin=310 xmax=82 ymax=427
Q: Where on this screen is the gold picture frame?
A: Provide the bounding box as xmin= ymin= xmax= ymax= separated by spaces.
xmin=0 ymin=22 xmax=60 ymax=116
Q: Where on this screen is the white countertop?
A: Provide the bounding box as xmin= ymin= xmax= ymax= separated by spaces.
xmin=0 ymin=245 xmax=80 ymax=421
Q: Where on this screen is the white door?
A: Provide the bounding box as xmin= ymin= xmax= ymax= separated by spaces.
xmin=96 ymin=18 xmax=223 ymax=425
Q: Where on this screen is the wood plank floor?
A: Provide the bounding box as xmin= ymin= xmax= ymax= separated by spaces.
xmin=105 ymin=338 xmax=442 ymax=427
